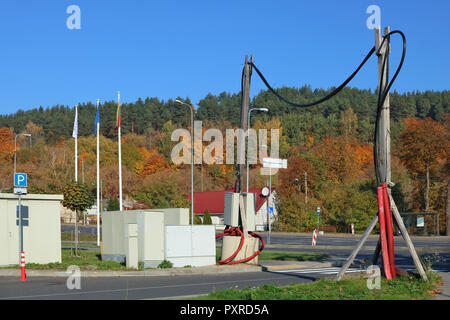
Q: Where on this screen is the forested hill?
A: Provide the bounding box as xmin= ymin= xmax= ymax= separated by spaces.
xmin=1 ymin=86 xmax=448 ymax=144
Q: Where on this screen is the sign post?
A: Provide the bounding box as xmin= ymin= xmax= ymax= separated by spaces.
xmin=14 ymin=173 xmax=27 ymax=281
xmin=262 ymin=158 xmax=287 ymax=245
xmin=317 ymin=206 xmax=321 ymax=232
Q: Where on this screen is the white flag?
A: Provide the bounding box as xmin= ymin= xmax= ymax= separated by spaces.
xmin=72 ymin=106 xmax=78 ymax=138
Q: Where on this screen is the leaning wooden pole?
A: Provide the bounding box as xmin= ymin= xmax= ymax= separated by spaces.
xmin=389 ymin=193 xmax=428 ymax=280
xmin=335 ymin=215 xmax=378 ymax=281
xmin=337 ymin=26 xmax=428 ymax=281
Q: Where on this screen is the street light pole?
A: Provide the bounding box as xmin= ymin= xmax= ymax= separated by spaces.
xmin=175 ymin=99 xmax=195 ymax=225
xmin=14 ymin=134 xmax=32 ymax=174
xmin=14 ymin=133 xmax=31 ymax=267
xmin=247 ymin=108 xmax=268 ymax=192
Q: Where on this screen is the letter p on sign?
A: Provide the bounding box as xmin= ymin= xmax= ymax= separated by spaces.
xmin=14 ymin=173 xmax=27 ymax=188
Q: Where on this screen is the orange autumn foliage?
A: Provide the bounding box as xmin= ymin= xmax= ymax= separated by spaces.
xmin=138 ymin=149 xmax=170 ymax=176
xmin=0 ymin=127 xmax=14 ymax=162
xmin=312 ymin=136 xmax=373 ymax=183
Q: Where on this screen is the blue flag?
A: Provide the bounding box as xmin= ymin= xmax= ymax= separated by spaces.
xmin=94 ymin=106 xmax=100 ymax=137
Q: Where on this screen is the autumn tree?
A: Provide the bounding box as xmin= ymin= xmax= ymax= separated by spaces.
xmin=0 ymin=127 xmax=14 ymax=163
xmin=398 ymin=118 xmax=448 ymax=211
xmin=62 ymin=182 xmax=95 ymax=256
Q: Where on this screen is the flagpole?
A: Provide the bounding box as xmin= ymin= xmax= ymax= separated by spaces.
xmin=96 ymin=99 xmax=100 ymax=246
xmin=74 ymin=105 xmax=78 ymax=183
xmin=118 ymin=92 xmax=123 ymax=211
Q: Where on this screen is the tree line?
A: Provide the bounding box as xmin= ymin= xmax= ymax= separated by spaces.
xmin=0 ymin=86 xmax=448 ymax=234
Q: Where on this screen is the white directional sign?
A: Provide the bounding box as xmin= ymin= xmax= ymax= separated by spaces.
xmin=14 ymin=188 xmax=27 ymax=195
xmin=262 ymin=158 xmax=287 ymax=169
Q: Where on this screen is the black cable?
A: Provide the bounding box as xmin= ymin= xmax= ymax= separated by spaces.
xmin=250 ymin=46 xmax=375 ymax=108
xmin=246 ymin=30 xmax=406 ymax=185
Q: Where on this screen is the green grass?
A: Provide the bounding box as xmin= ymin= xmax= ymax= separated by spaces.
xmin=193 ymin=272 xmax=442 ymax=300
xmin=6 ymin=249 xmax=137 ymax=271
xmin=216 ymin=248 xmax=328 ymax=262
xmin=61 ymin=232 xmax=97 ymax=242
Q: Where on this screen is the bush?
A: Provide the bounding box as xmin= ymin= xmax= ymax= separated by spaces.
xmin=158 ymin=260 xmax=173 ymax=269
xmin=107 ymin=198 xmax=120 ymax=211
xmin=203 ymin=208 xmax=212 ymax=225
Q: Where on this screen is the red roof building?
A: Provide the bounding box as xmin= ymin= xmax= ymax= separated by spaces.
xmin=190 ymin=188 xmax=275 ymax=215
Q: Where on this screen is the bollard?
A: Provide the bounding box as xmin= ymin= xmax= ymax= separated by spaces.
xmin=20 ymin=251 xmax=26 ymax=282
xmin=312 ymin=229 xmax=317 ymax=246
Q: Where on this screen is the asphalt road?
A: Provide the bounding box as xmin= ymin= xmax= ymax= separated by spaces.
xmin=0 ymin=270 xmax=316 ymax=300
xmin=2 ymin=230 xmax=449 ymax=300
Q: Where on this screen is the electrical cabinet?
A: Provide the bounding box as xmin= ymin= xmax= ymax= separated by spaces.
xmin=224 ymin=192 xmax=240 ymax=227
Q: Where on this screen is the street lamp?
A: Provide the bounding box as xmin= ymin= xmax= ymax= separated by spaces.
xmin=14 ymin=134 xmax=32 ymax=173
xmin=247 ymin=107 xmax=269 ymax=192
xmin=175 ymin=99 xmax=195 ymax=225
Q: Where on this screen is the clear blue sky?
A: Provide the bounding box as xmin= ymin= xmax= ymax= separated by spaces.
xmin=1 ymin=0 xmax=449 ymax=115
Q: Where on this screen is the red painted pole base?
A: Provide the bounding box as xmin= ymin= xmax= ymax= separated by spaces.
xmin=20 ymin=252 xmax=27 ymax=282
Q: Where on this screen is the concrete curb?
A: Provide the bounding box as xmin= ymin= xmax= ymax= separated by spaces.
xmin=265 ymin=244 xmax=450 ymax=252
xmin=0 ymin=264 xmax=264 ymax=278
xmin=0 ymin=258 xmax=352 ymax=278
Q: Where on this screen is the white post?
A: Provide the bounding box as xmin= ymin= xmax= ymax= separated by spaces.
xmin=118 ymin=93 xmax=123 ymax=211
xmin=190 ymin=108 xmax=194 ymax=225
xmin=268 ymin=167 xmax=272 ymax=245
xmin=96 ymin=100 xmax=100 ymax=246
xmin=74 ymin=105 xmax=78 ymax=183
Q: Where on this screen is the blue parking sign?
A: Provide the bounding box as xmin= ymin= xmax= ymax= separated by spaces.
xmin=14 ymin=173 xmax=27 ymax=187
xmin=317 ymin=206 xmax=321 ymax=215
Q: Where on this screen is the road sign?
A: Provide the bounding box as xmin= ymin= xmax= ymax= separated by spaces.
xmin=268 ymin=206 xmax=274 ymax=214
xmin=317 ymin=206 xmax=321 ymax=215
xmin=262 ymin=158 xmax=287 ymax=169
xmin=417 ymin=216 xmax=424 ymax=228
xmin=16 ymin=206 xmax=29 ymax=219
xmin=14 ymin=173 xmax=27 ymax=188
xmin=14 ymin=188 xmax=27 ymax=195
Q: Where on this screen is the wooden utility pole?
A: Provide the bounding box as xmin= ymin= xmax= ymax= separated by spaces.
xmin=337 ymin=27 xmax=428 ymax=281
xmin=304 ymin=171 xmax=308 ymax=205
xmin=375 ymin=26 xmax=391 ymax=186
xmin=236 ymin=55 xmax=253 ymax=194
xmin=446 ymin=180 xmax=450 ymax=236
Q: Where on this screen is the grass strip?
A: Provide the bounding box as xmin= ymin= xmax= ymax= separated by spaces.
xmin=216 ymin=248 xmax=328 ymax=262
xmin=193 ymin=272 xmax=442 ymax=300
xmin=5 ymin=249 xmax=134 ymax=271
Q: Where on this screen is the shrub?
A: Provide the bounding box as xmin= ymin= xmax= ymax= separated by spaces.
xmin=158 ymin=260 xmax=173 ymax=269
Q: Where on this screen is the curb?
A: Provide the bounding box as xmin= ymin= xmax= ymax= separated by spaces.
xmin=0 ymin=264 xmax=264 ymax=278
xmin=264 ymin=244 xmax=450 ymax=252
xmin=0 ymin=260 xmax=351 ymax=277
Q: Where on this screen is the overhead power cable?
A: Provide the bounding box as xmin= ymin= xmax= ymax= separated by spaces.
xmin=246 ymin=30 xmax=406 ymax=183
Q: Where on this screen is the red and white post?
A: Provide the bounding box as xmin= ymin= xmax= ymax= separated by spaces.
xmin=20 ymin=251 xmax=26 ymax=282
xmin=312 ymin=229 xmax=317 ymax=246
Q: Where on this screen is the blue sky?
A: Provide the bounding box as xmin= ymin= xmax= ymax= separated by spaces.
xmin=0 ymin=0 xmax=449 ymax=115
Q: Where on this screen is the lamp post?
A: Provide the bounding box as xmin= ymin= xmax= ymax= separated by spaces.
xmin=14 ymin=134 xmax=32 ymax=173
xmin=175 ymin=99 xmax=195 ymax=225
xmin=14 ymin=133 xmax=31 ymax=268
xmin=247 ymin=107 xmax=268 ymax=192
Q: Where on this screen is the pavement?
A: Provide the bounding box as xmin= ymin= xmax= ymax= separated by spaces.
xmin=0 ymin=259 xmax=342 ymax=278
xmin=1 ymin=255 xmax=448 ymax=300
xmin=4 ymin=230 xmax=449 ymax=299
xmin=436 ymin=272 xmax=450 ymax=300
